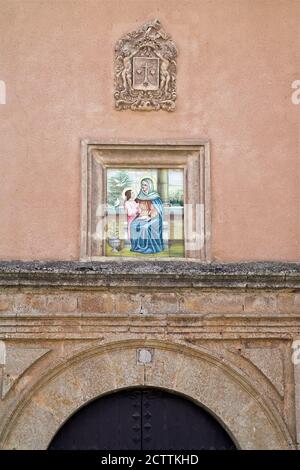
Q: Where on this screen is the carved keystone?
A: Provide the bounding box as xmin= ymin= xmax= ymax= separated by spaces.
xmin=137 ymin=348 xmax=154 ymax=364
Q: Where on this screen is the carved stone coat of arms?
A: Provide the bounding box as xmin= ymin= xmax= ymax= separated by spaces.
xmin=114 ymin=19 xmax=177 ymax=111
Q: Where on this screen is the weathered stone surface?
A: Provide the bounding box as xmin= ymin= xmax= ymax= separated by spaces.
xmin=2 ymin=347 xmax=50 ymax=398
xmin=0 ymin=262 xmax=298 ymax=449
xmin=180 ymin=292 xmax=245 ymax=314
xmin=77 ymin=293 xmax=114 ymax=313
xmin=141 ymin=293 xmax=178 ymax=314
xmin=294 ymin=362 xmax=300 ymax=448
xmin=244 ymin=293 xmax=278 ymax=313
xmin=0 ymin=341 xmax=6 ymax=365
xmin=13 ymin=294 xmax=47 ymax=314
xmin=0 ymin=261 xmax=299 ymax=289
xmin=1 ymin=343 xmax=291 ymax=450
xmin=46 ymin=295 xmax=78 ymax=313
xmin=174 ymin=353 xmax=286 ymax=450
xmin=115 ymin=293 xmax=141 ymax=314
xmin=0 ymin=295 xmax=13 ymax=312
xmin=242 ymin=347 xmax=284 ymax=396
xmin=277 ymin=293 xmax=300 ymax=314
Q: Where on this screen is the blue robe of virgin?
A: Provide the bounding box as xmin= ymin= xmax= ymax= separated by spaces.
xmin=130 ymin=179 xmax=164 ymax=254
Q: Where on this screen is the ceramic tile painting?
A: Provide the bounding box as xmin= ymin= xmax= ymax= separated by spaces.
xmin=106 ymin=168 xmax=184 ymax=257
xmin=81 ymin=142 xmax=210 ymax=260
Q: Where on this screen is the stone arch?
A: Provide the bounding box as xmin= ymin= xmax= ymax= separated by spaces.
xmin=0 ymin=340 xmax=294 ymax=449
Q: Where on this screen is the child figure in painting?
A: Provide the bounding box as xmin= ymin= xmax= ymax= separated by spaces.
xmin=124 ymin=189 xmax=140 ymax=241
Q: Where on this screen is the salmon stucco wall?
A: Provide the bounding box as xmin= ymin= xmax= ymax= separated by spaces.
xmin=0 ymin=0 xmax=299 ymax=261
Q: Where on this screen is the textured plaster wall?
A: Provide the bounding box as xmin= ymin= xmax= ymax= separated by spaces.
xmin=0 ymin=0 xmax=299 ymax=261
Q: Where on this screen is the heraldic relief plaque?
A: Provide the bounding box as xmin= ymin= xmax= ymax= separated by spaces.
xmin=114 ymin=19 xmax=177 ymax=111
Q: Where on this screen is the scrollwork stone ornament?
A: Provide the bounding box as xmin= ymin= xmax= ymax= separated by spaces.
xmin=114 ymin=19 xmax=177 ymax=111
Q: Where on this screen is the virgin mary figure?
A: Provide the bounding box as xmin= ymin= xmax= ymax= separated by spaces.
xmin=130 ymin=177 xmax=164 ymax=254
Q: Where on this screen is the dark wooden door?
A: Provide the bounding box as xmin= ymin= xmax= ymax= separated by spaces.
xmin=49 ymin=388 xmax=236 ymax=450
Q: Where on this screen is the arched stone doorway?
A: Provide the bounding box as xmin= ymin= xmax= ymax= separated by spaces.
xmin=48 ymin=388 xmax=236 ymax=450
xmin=0 ymin=340 xmax=293 ymax=449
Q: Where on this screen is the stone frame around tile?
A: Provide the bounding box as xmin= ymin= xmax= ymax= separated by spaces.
xmin=80 ymin=140 xmax=211 ymax=261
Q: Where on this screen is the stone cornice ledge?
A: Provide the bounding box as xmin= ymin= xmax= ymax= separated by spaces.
xmin=0 ymin=261 xmax=299 ymax=289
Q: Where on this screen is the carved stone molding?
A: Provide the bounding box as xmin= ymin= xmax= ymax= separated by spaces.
xmin=0 ymin=261 xmax=299 ymax=289
xmin=0 ymin=341 xmax=293 ymax=449
xmin=114 ymin=19 xmax=177 ymax=111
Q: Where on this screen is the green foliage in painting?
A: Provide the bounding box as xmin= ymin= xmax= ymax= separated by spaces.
xmin=169 ymin=189 xmax=184 ymax=206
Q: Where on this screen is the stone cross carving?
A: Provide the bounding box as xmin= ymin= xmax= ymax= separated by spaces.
xmin=114 ymin=19 xmax=177 ymax=111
